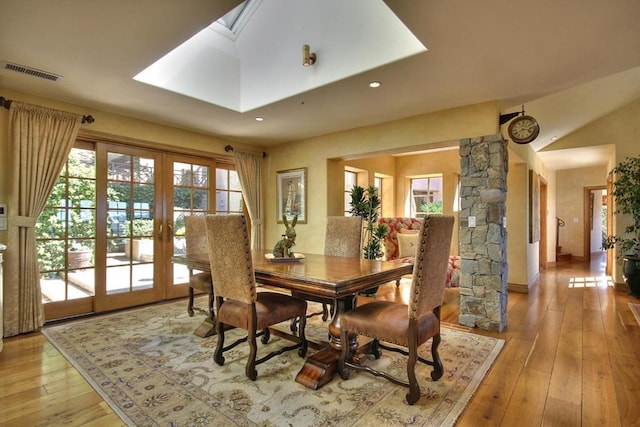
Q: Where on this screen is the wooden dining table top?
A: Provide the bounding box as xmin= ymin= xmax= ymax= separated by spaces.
xmin=172 ymin=250 xmax=413 ymax=299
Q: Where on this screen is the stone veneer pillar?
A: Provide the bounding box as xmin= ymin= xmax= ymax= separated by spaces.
xmin=458 ymin=135 xmax=508 ymax=332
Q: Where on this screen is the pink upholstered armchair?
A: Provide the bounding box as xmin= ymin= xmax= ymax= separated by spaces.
xmin=378 ymin=217 xmax=461 ymax=289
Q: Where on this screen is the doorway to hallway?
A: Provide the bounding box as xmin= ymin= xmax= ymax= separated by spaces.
xmin=583 ymin=186 xmax=608 ymax=267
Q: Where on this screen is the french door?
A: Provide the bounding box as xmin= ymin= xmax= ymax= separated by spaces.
xmin=39 ymin=142 xmax=233 ymax=320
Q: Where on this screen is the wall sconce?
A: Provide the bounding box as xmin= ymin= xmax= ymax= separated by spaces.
xmin=303 ymin=44 xmax=316 ymax=67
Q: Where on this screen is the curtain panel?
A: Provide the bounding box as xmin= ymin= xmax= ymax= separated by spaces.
xmin=3 ymin=102 xmax=81 ymax=337
xmin=233 ymin=150 xmax=264 ymax=250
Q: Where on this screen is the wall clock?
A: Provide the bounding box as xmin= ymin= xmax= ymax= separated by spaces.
xmin=508 ymin=115 xmax=540 ymax=144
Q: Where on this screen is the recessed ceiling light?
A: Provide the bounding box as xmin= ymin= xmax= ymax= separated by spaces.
xmin=255 ymin=117 xmax=264 ymax=121
xmin=369 ymin=81 xmax=381 ymax=88
xmin=551 ymin=136 xmax=557 ymax=141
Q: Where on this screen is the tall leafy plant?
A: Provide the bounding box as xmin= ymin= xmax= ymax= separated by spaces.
xmin=349 ymin=185 xmax=387 ymax=260
xmin=602 ymin=156 xmax=640 ymax=258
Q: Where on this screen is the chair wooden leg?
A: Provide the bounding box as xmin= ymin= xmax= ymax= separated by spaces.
xmin=289 ymin=318 xmax=298 ymax=333
xmin=260 ymin=328 xmax=271 ymax=345
xmin=396 ymin=278 xmax=400 ymax=287
xmin=214 ymin=322 xmax=225 ymax=366
xmin=321 ymin=304 xmax=329 ymax=321
xmin=430 ymin=332 xmax=443 ymax=381
xmin=246 ymin=328 xmax=258 ymax=381
xmin=406 ymin=343 xmax=420 ymax=405
xmin=207 ymin=292 xmax=214 ymax=320
xmin=369 ymin=338 xmax=381 ymax=359
xmin=187 ymin=287 xmax=195 ymax=317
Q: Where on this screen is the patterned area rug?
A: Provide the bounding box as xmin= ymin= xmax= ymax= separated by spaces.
xmin=42 ymin=298 xmax=504 ymax=427
xmin=630 ymin=303 xmax=640 ymax=326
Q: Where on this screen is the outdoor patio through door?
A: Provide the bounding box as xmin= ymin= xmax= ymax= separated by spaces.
xmin=38 ymin=141 xmax=231 ymax=320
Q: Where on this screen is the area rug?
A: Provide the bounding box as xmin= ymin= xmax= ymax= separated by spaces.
xmin=630 ymin=303 xmax=640 ymax=326
xmin=42 ymin=298 xmax=504 ymax=427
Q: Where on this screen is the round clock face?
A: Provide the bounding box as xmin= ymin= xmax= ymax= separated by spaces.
xmin=508 ymin=115 xmax=540 ymax=144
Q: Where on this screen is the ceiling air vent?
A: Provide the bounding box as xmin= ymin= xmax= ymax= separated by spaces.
xmin=0 ymin=60 xmax=63 ymax=82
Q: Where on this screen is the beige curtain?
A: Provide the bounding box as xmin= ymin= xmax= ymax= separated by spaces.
xmin=233 ymin=149 xmax=264 ymax=250
xmin=3 ymin=102 xmax=81 ymax=337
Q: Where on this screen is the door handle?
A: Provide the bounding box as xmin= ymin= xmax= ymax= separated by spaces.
xmin=167 ymin=222 xmax=174 ymax=239
xmin=158 ymin=223 xmax=163 ymax=242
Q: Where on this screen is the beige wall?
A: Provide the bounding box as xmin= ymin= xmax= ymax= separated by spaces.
xmin=2 ymin=84 xmax=639 ymax=299
xmin=503 ymin=134 xmax=557 ymax=288
xmin=544 ymin=98 xmax=640 ymax=282
xmin=394 ymin=149 xmax=460 ymax=254
xmin=0 ymin=91 xmax=499 ymax=260
xmin=344 ymin=155 xmax=397 ymax=217
xmin=556 ymin=165 xmax=608 ymax=258
xmin=506 ymin=162 xmax=529 ymax=286
xmin=265 ymin=102 xmax=500 ymax=255
xmin=336 ymin=149 xmax=462 ymax=255
xmin=11 ymin=88 xmax=636 ymax=288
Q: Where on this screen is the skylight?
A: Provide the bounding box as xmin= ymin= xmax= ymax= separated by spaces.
xmin=133 ymin=0 xmax=427 ymax=113
xmin=211 ymin=0 xmax=261 ymax=41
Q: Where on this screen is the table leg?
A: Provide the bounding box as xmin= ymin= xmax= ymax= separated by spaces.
xmin=295 ymin=295 xmax=357 ymax=389
xmin=193 ymin=317 xmax=217 ymax=338
xmin=192 ymin=294 xmax=217 ymax=338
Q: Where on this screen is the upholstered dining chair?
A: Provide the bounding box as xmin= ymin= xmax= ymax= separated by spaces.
xmin=185 ymin=215 xmax=214 ymax=319
xmin=290 ymin=216 xmax=363 ymax=332
xmin=324 ymin=215 xmax=363 ymax=258
xmin=204 ymin=214 xmax=308 ymax=380
xmin=337 ymin=215 xmax=454 ymax=405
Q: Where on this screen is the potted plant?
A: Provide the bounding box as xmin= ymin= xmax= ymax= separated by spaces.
xmin=68 ymin=242 xmax=92 ymax=269
xmin=349 ymin=185 xmax=388 ymax=295
xmin=125 ymin=219 xmax=155 ymax=261
xmin=602 ymin=156 xmax=640 ymax=297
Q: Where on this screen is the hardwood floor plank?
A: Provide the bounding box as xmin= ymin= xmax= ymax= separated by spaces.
xmin=582 ymin=298 xmax=622 ymax=426
xmin=458 ymin=336 xmax=531 ymax=426
xmin=543 ymin=286 xmax=583 ymax=425
xmin=500 ymin=367 xmax=550 ymax=427
xmin=521 ymin=308 xmax=563 ymax=374
xmin=582 ymin=358 xmax=621 ymax=426
xmin=610 ymin=353 xmax=640 ymax=425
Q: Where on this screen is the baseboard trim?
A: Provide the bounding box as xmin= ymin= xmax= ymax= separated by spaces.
xmin=508 ymin=283 xmax=529 ymax=293
xmin=614 ymin=282 xmax=629 ymax=293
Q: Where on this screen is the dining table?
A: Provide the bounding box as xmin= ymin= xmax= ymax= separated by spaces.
xmin=172 ymin=250 xmax=413 ymax=390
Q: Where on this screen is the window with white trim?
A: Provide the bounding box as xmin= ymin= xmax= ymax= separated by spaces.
xmin=410 ymin=175 xmax=443 ymax=218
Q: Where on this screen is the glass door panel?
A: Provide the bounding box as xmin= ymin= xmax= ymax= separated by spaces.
xmin=105 ymin=152 xmax=156 ymax=294
xmin=39 ymin=142 xmax=235 ymax=320
xmin=165 ymin=156 xmax=216 ymax=298
xmin=39 ymin=147 xmax=96 ymax=319
xmin=95 ymin=145 xmax=162 ymax=312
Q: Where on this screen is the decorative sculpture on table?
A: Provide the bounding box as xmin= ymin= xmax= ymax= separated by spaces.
xmin=273 ymin=215 xmax=297 ymax=257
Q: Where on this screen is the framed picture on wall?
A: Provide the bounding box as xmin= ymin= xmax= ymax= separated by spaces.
xmin=529 ymin=170 xmax=540 ymax=243
xmin=276 ymin=168 xmax=307 ymax=223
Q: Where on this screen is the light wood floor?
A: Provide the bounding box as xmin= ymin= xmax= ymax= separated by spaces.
xmin=1 ymin=255 xmax=639 ymax=426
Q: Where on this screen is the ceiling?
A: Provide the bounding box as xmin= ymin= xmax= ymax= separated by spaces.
xmin=1 ymin=0 xmax=640 ymax=170
xmin=133 ymin=0 xmax=428 ymax=113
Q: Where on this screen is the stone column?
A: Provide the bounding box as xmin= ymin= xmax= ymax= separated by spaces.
xmin=458 ymin=135 xmax=508 ymax=332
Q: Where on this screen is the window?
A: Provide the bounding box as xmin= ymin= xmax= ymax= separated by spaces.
xmin=211 ymin=0 xmax=260 ymax=40
xmin=216 ymin=167 xmax=243 ymax=214
xmin=374 ymin=176 xmax=382 ymax=214
xmin=410 ymin=176 xmax=443 ymax=218
xmin=344 ymin=170 xmax=357 ymax=215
